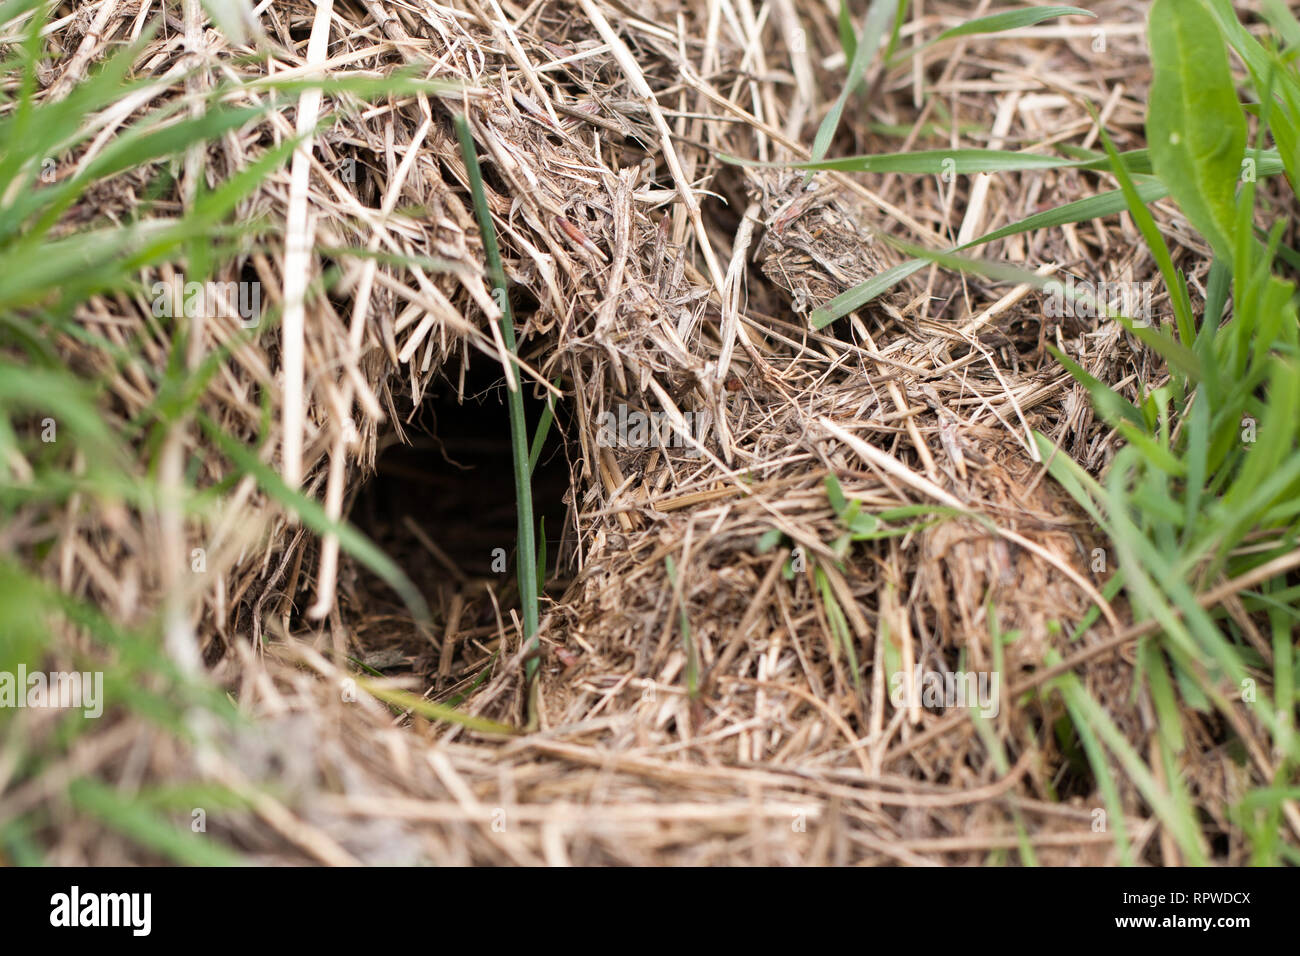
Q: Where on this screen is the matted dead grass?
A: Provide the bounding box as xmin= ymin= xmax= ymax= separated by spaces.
xmin=8 ymin=0 xmax=1292 ymax=864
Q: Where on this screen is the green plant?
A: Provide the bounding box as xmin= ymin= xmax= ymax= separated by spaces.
xmin=822 ymin=473 xmax=958 ymax=556
xmin=0 ymin=5 xmax=287 ymax=863
xmin=1034 ymin=0 xmax=1300 ymax=864
xmin=738 ymin=0 xmax=1300 ymax=861
xmin=0 ymin=1 xmax=474 ymax=862
xmin=453 ymin=114 xmax=541 ymax=690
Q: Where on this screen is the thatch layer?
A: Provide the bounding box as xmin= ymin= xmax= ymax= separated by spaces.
xmin=9 ymin=0 xmax=1285 ymax=864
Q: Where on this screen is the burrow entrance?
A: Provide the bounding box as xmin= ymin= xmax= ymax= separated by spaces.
xmin=338 ymin=357 xmax=573 ymax=686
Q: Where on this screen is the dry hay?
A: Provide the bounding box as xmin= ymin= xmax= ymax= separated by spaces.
xmin=7 ymin=0 xmax=1284 ymax=865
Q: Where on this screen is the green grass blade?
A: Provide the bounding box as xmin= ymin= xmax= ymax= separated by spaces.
xmin=809 ymin=178 xmax=1169 ymax=327
xmin=809 ymin=0 xmax=898 ymax=168
xmin=933 ymin=5 xmax=1094 ymax=42
xmin=70 ymin=778 xmax=245 ymax=866
xmin=360 ymin=681 xmax=518 ymax=735
xmin=1146 ymin=0 xmax=1248 ymax=264
xmin=454 ymin=113 xmax=540 ymax=677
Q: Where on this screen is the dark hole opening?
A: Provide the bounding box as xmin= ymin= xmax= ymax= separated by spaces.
xmin=340 ymin=356 xmax=572 ymax=676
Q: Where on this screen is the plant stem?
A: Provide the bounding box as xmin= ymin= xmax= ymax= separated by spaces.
xmin=453 ymin=113 xmax=540 ymax=678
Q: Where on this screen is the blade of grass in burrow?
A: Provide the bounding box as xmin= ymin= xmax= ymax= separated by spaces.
xmin=453 ymin=113 xmax=540 ymax=677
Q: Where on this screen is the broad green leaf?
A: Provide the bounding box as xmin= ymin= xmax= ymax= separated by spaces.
xmin=1146 ymin=0 xmax=1247 ymax=263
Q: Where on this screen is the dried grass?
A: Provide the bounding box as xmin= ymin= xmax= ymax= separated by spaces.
xmin=12 ymin=0 xmax=1279 ymax=864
